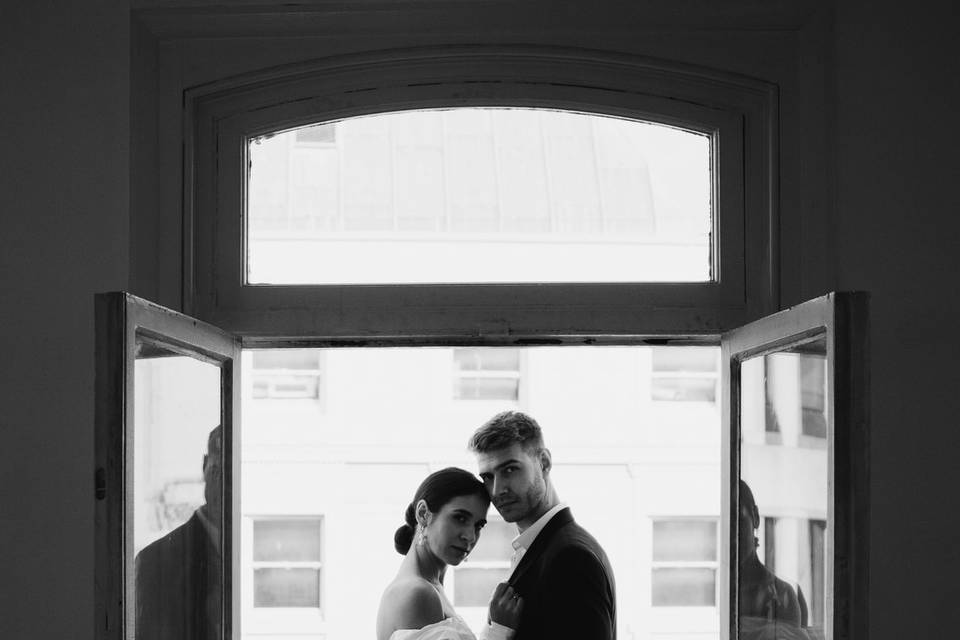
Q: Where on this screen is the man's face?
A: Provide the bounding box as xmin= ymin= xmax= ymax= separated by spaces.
xmin=202 ymin=434 xmax=223 ymax=521
xmin=476 ymin=443 xmax=549 ymax=528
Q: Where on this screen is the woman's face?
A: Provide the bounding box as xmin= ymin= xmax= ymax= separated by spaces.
xmin=424 ymin=494 xmax=489 ymax=566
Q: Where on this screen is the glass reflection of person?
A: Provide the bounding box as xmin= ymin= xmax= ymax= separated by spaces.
xmin=136 ymin=426 xmax=223 ymax=640
xmin=739 ymin=480 xmax=802 ymax=627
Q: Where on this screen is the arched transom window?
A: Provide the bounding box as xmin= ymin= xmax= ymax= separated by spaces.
xmin=246 ymin=108 xmax=711 ymax=285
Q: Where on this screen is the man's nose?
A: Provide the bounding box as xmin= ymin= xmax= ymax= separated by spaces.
xmin=492 ymin=476 xmax=507 ymax=496
xmin=462 ymin=528 xmax=477 ymax=545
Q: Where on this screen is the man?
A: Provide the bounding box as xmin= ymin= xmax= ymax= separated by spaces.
xmin=469 ymin=411 xmax=616 ymax=639
xmin=135 ymin=425 xmax=223 ymax=640
xmin=738 ymin=480 xmax=805 ymax=628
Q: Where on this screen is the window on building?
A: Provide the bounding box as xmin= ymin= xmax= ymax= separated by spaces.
xmin=453 ymin=348 xmax=521 ymax=401
xmin=651 ymin=518 xmax=718 ymax=606
xmin=251 ymin=350 xmax=322 ymax=400
xmin=252 ymin=518 xmax=323 ymax=609
xmin=453 ymin=518 xmax=514 ymax=607
xmin=809 ymin=519 xmax=827 ymax=626
xmin=764 ymin=357 xmax=781 ymax=434
xmin=294 ymin=123 xmax=336 ymax=146
xmin=800 ymin=356 xmax=827 ymax=438
xmin=650 ymin=347 xmax=717 ymax=403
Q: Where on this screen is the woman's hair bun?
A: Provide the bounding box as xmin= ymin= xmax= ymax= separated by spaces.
xmin=394 ymin=522 xmax=415 ymax=555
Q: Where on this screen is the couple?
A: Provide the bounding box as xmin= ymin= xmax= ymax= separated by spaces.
xmin=376 ymin=411 xmax=617 ymax=640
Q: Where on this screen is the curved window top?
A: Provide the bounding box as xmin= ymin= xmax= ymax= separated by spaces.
xmin=246 ymin=108 xmax=711 ymax=285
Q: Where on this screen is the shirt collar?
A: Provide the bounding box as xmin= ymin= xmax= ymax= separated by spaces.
xmin=512 ymin=502 xmax=567 ymax=553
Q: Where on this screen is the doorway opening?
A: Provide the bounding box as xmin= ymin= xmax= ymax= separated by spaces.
xmin=237 ymin=345 xmax=722 ymax=639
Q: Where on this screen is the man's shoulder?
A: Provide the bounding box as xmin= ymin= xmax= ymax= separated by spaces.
xmin=555 ymin=517 xmax=604 ymax=549
xmin=136 ymin=513 xmax=203 ymax=561
xmin=546 ymin=518 xmax=613 ymax=569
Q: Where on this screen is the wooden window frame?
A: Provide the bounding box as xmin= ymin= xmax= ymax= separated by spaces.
xmin=185 ymin=46 xmax=778 ymax=340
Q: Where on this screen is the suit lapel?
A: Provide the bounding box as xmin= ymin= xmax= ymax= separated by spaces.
xmin=508 ymin=507 xmax=573 ymax=587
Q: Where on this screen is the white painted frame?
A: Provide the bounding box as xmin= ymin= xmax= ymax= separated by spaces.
xmin=720 ymin=292 xmax=870 ymax=640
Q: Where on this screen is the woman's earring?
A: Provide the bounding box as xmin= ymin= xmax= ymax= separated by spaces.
xmin=416 ymin=524 xmax=427 ymax=548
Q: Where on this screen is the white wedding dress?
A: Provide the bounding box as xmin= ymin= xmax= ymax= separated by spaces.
xmin=387 ymin=582 xmax=515 ymax=640
xmin=389 ymin=615 xmax=514 ymax=640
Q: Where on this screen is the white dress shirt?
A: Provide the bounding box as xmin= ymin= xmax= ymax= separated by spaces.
xmin=509 ymin=502 xmax=567 ymax=573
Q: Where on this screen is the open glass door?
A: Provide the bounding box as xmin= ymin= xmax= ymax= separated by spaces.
xmin=720 ymin=293 xmax=869 ymax=640
xmin=95 ymin=292 xmax=241 ymax=640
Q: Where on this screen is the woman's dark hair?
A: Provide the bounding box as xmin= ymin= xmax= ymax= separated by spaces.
xmin=394 ymin=467 xmax=489 ymax=554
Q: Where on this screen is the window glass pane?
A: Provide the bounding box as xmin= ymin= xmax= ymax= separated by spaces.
xmin=651 ymin=377 xmax=716 ymax=403
xmin=254 ymin=568 xmax=320 ymax=607
xmin=454 ymin=568 xmax=512 ymax=607
xmin=468 ymin=520 xmax=515 ymax=562
xmin=454 ymin=348 xmax=520 ymax=372
xmin=253 ymin=349 xmax=320 ymax=370
xmin=652 ymin=347 xmax=716 ymax=372
xmin=251 ymin=349 xmax=321 ymax=400
xmin=295 ymin=123 xmax=336 ymax=145
xmin=133 ymin=339 xmax=224 ymax=639
xmin=247 ymin=108 xmax=712 ymax=284
xmin=651 ymin=568 xmax=716 ymax=606
xmin=252 ymin=374 xmax=320 ymax=400
xmin=454 ymin=377 xmax=519 ymax=401
xmin=253 ymin=519 xmax=322 ymax=562
xmin=800 ymin=356 xmax=827 ymax=438
xmin=652 ymin=520 xmax=717 ymax=561
xmin=739 ymin=336 xmax=829 ymax=638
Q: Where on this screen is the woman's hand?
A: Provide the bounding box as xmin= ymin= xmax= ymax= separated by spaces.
xmin=488 ymin=582 xmax=524 ymax=629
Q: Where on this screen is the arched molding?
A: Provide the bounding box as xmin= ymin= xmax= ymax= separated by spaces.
xmin=186 ymin=45 xmax=778 ymax=340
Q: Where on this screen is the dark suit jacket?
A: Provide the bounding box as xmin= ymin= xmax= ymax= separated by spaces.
xmin=135 ymin=512 xmax=222 ymax=640
xmin=507 ymin=508 xmax=616 ymax=640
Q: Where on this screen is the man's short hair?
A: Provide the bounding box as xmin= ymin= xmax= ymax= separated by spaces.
xmin=467 ymin=410 xmax=545 ymax=455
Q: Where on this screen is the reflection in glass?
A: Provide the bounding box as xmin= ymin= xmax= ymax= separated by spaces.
xmin=247 ymin=108 xmax=712 ymax=284
xmin=739 ymin=337 xmax=828 ymax=640
xmin=133 ymin=338 xmax=223 ymax=640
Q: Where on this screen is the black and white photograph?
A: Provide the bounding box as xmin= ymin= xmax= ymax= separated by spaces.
xmin=2 ymin=3 xmax=957 ymax=640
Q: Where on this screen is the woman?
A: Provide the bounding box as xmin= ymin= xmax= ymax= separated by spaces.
xmin=376 ymin=467 xmax=523 ymax=640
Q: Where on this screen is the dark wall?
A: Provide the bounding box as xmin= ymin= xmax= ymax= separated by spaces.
xmin=0 ymin=1 xmax=958 ymax=638
xmin=0 ymin=1 xmax=129 ymax=637
xmin=834 ymin=1 xmax=960 ymax=636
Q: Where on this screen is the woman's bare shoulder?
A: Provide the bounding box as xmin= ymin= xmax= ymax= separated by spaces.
xmin=377 ymin=577 xmax=445 ymax=640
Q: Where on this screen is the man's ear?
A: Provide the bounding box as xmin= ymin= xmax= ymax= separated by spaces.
xmin=539 ymin=448 xmax=552 ymax=475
